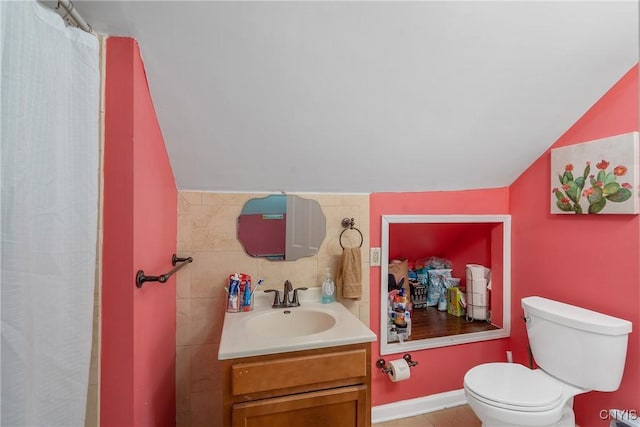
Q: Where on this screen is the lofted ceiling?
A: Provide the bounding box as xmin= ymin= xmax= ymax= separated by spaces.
xmin=70 ymin=1 xmax=638 ymax=193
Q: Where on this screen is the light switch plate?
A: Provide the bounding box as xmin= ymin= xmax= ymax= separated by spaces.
xmin=370 ymin=247 xmax=381 ymax=266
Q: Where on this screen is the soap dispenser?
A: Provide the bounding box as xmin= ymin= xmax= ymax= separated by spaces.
xmin=321 ymin=268 xmax=336 ymax=303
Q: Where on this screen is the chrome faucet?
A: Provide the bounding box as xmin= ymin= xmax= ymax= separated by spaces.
xmin=282 ymin=280 xmax=293 ymax=306
xmin=265 ymin=280 xmax=308 ymax=308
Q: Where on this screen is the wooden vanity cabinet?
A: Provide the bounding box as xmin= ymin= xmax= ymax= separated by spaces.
xmin=221 ymin=342 xmax=371 ymax=427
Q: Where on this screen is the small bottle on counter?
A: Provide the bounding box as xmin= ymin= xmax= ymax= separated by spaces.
xmin=321 ymin=268 xmax=336 ymax=304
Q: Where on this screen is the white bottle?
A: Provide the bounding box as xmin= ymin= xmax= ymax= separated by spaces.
xmin=321 ymin=268 xmax=336 ymax=303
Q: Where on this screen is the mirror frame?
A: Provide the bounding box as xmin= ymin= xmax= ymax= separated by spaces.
xmin=380 ymin=214 xmax=511 ymax=355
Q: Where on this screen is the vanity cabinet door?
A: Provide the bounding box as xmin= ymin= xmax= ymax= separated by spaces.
xmin=231 ymin=385 xmax=367 ymax=427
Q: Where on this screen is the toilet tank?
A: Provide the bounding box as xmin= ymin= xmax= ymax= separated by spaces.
xmin=522 ymin=296 xmax=632 ymax=392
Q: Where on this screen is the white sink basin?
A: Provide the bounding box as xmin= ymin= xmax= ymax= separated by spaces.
xmin=218 ymin=288 xmax=376 ymax=360
xmin=245 ymin=308 xmax=337 ymax=338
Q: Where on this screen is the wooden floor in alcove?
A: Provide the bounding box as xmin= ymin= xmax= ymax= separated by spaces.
xmin=409 ymin=306 xmax=498 ymax=340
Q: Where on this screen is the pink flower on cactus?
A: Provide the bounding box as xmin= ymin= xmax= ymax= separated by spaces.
xmin=552 ymin=188 xmax=559 ymax=193
xmin=595 ymin=181 xmax=603 ymax=187
xmin=562 ymin=184 xmax=570 ymax=191
xmin=565 ymin=164 xmax=574 ymax=172
xmin=596 ymin=160 xmax=610 ymax=170
xmin=561 ymin=197 xmax=570 ymax=204
xmin=614 ymin=165 xmax=628 ymax=176
xmin=583 ymin=188 xmax=594 ymax=197
xmin=622 ymin=183 xmax=632 ymax=189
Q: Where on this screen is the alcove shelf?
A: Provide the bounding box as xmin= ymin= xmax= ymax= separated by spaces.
xmin=380 ymin=214 xmax=511 ymax=355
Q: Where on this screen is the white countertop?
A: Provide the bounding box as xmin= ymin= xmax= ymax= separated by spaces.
xmin=218 ymin=288 xmax=376 ymax=360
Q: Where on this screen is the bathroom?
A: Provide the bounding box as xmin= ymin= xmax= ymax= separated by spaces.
xmin=2 ymin=1 xmax=639 ymax=427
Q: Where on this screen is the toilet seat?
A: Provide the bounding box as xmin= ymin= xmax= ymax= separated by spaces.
xmin=464 ymin=363 xmax=564 ymax=412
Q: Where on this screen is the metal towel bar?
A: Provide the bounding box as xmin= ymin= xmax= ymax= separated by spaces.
xmin=136 ymin=254 xmax=193 ymax=288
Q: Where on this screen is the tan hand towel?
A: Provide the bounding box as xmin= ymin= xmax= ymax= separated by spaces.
xmin=337 ymin=247 xmax=362 ymax=299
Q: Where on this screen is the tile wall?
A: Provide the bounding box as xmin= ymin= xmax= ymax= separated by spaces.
xmin=175 ymin=191 xmax=371 ymax=427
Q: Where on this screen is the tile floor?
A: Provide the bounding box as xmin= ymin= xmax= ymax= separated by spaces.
xmin=374 ymin=404 xmax=481 ymax=427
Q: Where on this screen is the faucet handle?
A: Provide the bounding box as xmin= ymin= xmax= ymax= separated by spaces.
xmin=291 ymin=287 xmax=308 ymax=306
xmin=264 ymin=289 xmax=281 ymax=308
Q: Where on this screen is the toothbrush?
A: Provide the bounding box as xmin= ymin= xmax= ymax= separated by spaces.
xmin=250 ymin=279 xmax=264 ymax=298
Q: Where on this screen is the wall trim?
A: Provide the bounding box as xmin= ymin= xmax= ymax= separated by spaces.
xmin=371 ymin=389 xmax=468 ymax=423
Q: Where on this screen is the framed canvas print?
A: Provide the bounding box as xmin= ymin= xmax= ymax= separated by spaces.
xmin=550 ymin=132 xmax=639 ymax=215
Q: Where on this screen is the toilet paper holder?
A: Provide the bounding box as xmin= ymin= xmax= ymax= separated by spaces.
xmin=376 ymin=353 xmax=418 ymax=374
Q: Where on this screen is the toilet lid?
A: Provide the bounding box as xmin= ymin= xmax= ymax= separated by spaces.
xmin=464 ymin=363 xmax=563 ymax=411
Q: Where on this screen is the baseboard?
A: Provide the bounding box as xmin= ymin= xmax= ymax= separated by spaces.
xmin=371 ymin=389 xmax=468 ymax=424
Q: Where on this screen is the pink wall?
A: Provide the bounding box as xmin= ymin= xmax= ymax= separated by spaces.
xmin=103 ymin=37 xmax=178 ymax=427
xmin=369 ymin=189 xmax=510 ymax=405
xmin=510 ymin=64 xmax=639 ymax=426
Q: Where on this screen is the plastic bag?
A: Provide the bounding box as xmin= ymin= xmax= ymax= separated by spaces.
xmin=426 ymin=268 xmax=452 ymax=306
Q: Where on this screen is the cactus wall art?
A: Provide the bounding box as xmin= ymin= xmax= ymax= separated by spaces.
xmin=550 ymin=132 xmax=639 ymax=214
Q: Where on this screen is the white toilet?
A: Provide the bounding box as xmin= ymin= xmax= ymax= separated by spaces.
xmin=464 ymin=296 xmax=632 ymax=427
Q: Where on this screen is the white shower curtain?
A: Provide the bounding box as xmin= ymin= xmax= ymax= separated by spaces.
xmin=1 ymin=1 xmax=100 ymax=426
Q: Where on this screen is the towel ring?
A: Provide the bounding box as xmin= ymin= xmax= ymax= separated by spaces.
xmin=340 ymin=218 xmax=363 ymax=249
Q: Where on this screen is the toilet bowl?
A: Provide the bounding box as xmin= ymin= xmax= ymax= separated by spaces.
xmin=464 ymin=363 xmax=584 ymax=427
xmin=464 ymin=296 xmax=632 ymax=427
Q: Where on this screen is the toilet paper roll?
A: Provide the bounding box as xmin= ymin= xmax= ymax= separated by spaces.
xmin=467 ymin=278 xmax=488 ymax=294
xmin=468 ymin=290 xmax=487 ymax=306
xmin=466 ymin=264 xmax=490 ymax=280
xmin=388 ymin=358 xmax=411 ymax=382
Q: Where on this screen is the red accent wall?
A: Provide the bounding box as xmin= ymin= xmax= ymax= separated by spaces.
xmin=510 ymin=64 xmax=639 ymax=426
xmin=369 ymin=189 xmax=510 ymax=405
xmin=388 ymin=222 xmax=493 ymax=280
xmin=102 ymin=37 xmax=177 ymax=427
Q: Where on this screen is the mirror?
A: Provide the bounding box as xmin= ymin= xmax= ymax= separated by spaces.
xmin=237 ymin=195 xmax=326 ymax=261
xmin=380 ymin=214 xmax=511 ymax=355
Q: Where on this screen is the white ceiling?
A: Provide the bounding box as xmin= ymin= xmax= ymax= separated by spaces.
xmin=71 ymin=1 xmax=638 ymax=193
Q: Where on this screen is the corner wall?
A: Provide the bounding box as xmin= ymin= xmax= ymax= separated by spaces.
xmin=509 ymin=64 xmax=640 ymax=426
xmin=102 ymin=37 xmax=178 ymax=427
